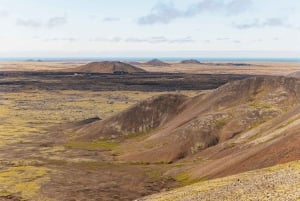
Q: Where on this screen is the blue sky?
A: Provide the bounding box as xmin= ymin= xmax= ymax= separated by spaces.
xmin=0 ymin=0 xmax=299 ymax=58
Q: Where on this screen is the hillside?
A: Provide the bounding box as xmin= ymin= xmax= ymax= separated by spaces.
xmin=138 ymin=160 xmax=300 ymax=201
xmin=181 ymin=59 xmax=201 ymax=64
xmin=63 ymin=61 xmax=146 ymax=73
xmin=287 ymin=70 xmax=300 ymax=78
xmin=75 ymin=94 xmax=188 ymax=140
xmin=69 ymin=76 xmax=300 ymax=179
xmin=2 ymin=74 xmax=300 ymax=201
xmin=146 ymin=59 xmax=170 ymax=66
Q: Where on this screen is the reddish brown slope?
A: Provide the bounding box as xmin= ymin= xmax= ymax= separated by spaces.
xmin=117 ymin=76 xmax=300 ymax=162
xmin=75 ymin=94 xmax=188 ymax=140
xmin=146 ymin=59 xmax=170 ymax=66
xmin=185 ymin=120 xmax=300 ymax=180
xmin=65 ymin=76 xmax=300 ymax=180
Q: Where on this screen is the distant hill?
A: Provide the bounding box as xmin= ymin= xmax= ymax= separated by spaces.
xmin=287 ymin=71 xmax=300 ymax=78
xmin=126 ymin=61 xmax=143 ymax=66
xmin=181 ymin=59 xmax=201 ymax=64
xmin=63 ymin=61 xmax=146 ymax=73
xmin=146 ymin=59 xmax=170 ymax=66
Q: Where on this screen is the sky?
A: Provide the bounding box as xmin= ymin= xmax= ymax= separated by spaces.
xmin=0 ymin=0 xmax=299 ymax=58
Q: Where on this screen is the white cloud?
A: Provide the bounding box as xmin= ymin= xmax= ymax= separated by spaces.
xmin=138 ymin=0 xmax=253 ymax=25
xmin=0 ymin=8 xmax=9 ymax=17
xmin=103 ymin=17 xmax=120 ymax=22
xmin=234 ymin=18 xmax=293 ymax=29
xmin=89 ymin=36 xmax=194 ymax=43
xmin=125 ymin=36 xmax=193 ymax=43
xmin=16 ymin=16 xmax=67 ymax=28
xmin=47 ymin=16 xmax=67 ymax=28
xmin=90 ymin=37 xmax=122 ymax=42
xmin=44 ymin=37 xmax=77 ymax=42
xmin=16 ymin=18 xmax=42 ymax=27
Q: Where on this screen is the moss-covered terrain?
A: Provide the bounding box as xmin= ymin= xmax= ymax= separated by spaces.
xmin=0 ymin=87 xmax=196 ymax=200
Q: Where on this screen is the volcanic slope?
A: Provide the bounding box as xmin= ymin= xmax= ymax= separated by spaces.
xmin=146 ymin=59 xmax=171 ymax=66
xmin=138 ymin=160 xmax=300 ymax=201
xmin=287 ymin=70 xmax=300 ymax=78
xmin=63 ymin=61 xmax=146 ymax=73
xmin=70 ymin=76 xmax=300 ymax=179
xmin=181 ymin=59 xmax=201 ymax=64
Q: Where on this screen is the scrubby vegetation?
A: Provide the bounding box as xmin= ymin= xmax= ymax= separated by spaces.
xmin=0 ymin=165 xmax=49 ymax=199
xmin=1 ymin=73 xmax=300 ymax=201
xmin=139 ymin=161 xmax=300 ymax=201
xmin=0 ymin=87 xmax=197 ymax=200
xmin=65 ymin=140 xmax=119 ymax=150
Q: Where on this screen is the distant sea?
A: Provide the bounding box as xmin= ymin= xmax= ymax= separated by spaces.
xmin=0 ymin=57 xmax=299 ymax=62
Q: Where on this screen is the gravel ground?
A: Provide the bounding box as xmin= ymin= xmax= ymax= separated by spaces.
xmin=138 ymin=160 xmax=300 ymax=201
